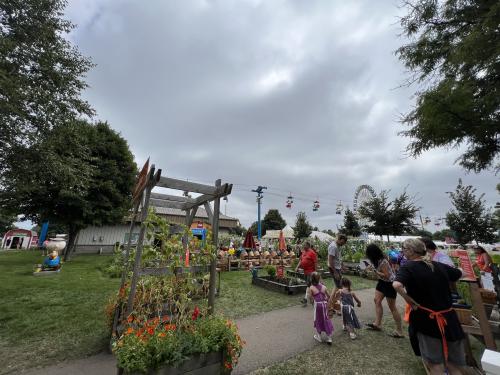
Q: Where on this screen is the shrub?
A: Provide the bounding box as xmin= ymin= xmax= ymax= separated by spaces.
xmin=264 ymin=265 xmax=276 ymax=278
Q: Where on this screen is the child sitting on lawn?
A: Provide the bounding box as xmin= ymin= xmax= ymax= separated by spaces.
xmin=308 ymin=272 xmax=333 ymax=344
xmin=335 ymin=277 xmax=362 ymax=339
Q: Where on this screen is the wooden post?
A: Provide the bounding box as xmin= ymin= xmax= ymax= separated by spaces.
xmin=112 ymin=200 xmax=140 ymax=336
xmin=125 ymin=167 xmax=155 ymax=317
xmin=208 ymin=179 xmax=221 ymax=313
xmin=469 ymin=281 xmax=497 ymax=350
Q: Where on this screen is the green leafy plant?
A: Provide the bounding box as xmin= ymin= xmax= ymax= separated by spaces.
xmin=109 ymin=210 xmax=243 ymax=372
xmin=264 ymin=265 xmax=277 ymax=278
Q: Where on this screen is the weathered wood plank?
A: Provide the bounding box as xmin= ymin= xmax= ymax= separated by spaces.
xmin=184 ymin=184 xmax=233 ymax=210
xmin=157 ymin=176 xmax=219 ymax=195
xmin=150 ymin=192 xmax=196 ymax=204
xmin=204 ymin=202 xmax=213 ymax=223
xmin=150 ymin=198 xmax=187 ymax=210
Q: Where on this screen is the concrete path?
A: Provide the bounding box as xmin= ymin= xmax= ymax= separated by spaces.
xmin=22 ymin=288 xmax=405 ymax=375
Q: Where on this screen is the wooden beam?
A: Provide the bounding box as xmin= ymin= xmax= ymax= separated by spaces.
xmin=208 ymin=179 xmax=221 ymax=313
xmin=204 ymin=202 xmax=213 ymax=223
xmin=157 ymin=176 xmax=219 ymax=195
xmin=150 ymin=198 xmax=187 ymax=210
xmin=184 ymin=183 xmax=233 ymax=210
xmin=187 ymin=206 xmax=198 ymax=227
xmin=150 ymin=192 xmax=195 ymax=204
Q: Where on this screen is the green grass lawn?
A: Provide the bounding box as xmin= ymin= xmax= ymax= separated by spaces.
xmin=217 ymin=270 xmax=376 ymax=320
xmin=0 ymin=251 xmax=120 ymax=374
xmin=0 ymin=251 xmax=376 ymax=374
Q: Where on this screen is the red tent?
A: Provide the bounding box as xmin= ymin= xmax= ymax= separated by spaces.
xmin=278 ymin=230 xmax=286 ymax=251
xmin=243 ymin=230 xmax=256 ymax=249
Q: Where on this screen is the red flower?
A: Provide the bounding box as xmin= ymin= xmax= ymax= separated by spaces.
xmin=191 ymin=306 xmax=200 ymax=321
xmin=147 ymin=326 xmax=154 ymax=335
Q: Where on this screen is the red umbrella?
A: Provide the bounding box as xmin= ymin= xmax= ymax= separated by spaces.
xmin=278 ymin=230 xmax=286 ymax=251
xmin=243 ymin=230 xmax=256 ymax=249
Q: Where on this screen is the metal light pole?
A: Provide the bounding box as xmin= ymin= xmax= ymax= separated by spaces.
xmin=252 ymin=186 xmax=267 ymax=240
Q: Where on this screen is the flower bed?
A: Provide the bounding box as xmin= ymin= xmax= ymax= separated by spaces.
xmin=109 ymin=211 xmax=243 ymax=374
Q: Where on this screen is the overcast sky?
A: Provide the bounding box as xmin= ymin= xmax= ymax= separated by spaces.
xmin=57 ymin=0 xmax=498 ymax=231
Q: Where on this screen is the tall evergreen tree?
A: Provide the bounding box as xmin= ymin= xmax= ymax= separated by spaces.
xmin=397 ymin=0 xmax=500 ymax=172
xmin=262 ymin=209 xmax=287 ymax=234
xmin=446 ymin=179 xmax=496 ymax=245
xmin=340 ymin=208 xmax=361 ymax=237
xmin=293 ymin=211 xmax=312 ymax=240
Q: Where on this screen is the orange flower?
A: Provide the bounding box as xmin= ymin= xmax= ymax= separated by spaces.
xmin=126 ymin=315 xmax=134 ymax=323
xmin=147 ymin=327 xmax=154 ymax=335
xmin=158 ymin=332 xmax=166 ymax=338
xmin=125 ymin=327 xmax=134 ymax=335
xmin=164 ymin=324 xmax=176 ymax=331
xmin=161 ymin=316 xmax=170 ymax=322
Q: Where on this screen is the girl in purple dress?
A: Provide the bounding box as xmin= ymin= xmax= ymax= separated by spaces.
xmin=309 ymin=272 xmax=334 ymax=344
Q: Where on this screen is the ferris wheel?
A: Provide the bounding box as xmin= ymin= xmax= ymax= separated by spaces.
xmin=353 ymin=185 xmax=376 ymax=226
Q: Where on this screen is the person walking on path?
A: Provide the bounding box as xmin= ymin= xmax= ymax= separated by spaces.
xmin=334 ymin=277 xmax=362 ymax=339
xmin=296 ymin=242 xmax=317 ymax=306
xmin=309 ymin=272 xmax=333 ymax=344
xmin=393 ymin=238 xmax=466 ymax=375
xmin=327 ymin=234 xmax=347 ymax=314
xmin=365 ymin=243 xmax=404 ymax=338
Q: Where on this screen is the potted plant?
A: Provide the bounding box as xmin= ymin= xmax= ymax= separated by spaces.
xmin=109 ymin=211 xmax=243 ymax=374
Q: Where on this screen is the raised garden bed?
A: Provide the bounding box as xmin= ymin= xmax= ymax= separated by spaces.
xmin=286 ymin=269 xmax=331 ymax=280
xmin=122 ymin=351 xmax=225 ymax=375
xmin=252 ymin=275 xmax=307 ymax=295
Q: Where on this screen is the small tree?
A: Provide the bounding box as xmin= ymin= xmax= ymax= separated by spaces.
xmin=262 ymin=209 xmax=287 ymax=235
xmin=390 ymin=192 xmax=419 ymax=236
xmin=357 ymin=191 xmax=392 ymax=240
xmin=340 ymin=208 xmax=361 ymax=237
xmin=446 ymin=180 xmax=496 ymax=245
xmin=293 ymin=211 xmax=312 ymax=240
xmin=358 ymin=190 xmax=418 ymax=241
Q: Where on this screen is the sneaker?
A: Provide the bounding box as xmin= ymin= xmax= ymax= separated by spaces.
xmin=342 ymin=324 xmax=347 ymax=332
xmin=349 ymin=332 xmax=357 ymax=340
xmin=313 ymin=334 xmax=323 ymax=343
xmin=326 ymin=337 xmax=332 ymax=345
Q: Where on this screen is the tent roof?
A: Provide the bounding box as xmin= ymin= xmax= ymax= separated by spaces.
xmin=262 ymin=225 xmax=294 ymax=239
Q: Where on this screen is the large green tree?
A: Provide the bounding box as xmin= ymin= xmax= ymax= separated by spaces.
xmin=293 ymin=211 xmax=312 ymax=240
xmin=262 ymin=209 xmax=286 ymax=234
xmin=358 ymin=190 xmax=418 ymax=241
xmin=432 ymin=228 xmax=457 ymax=242
xmin=0 ymin=210 xmax=16 ymax=236
xmin=446 ymin=179 xmax=496 ymax=245
xmin=1 ymin=121 xmax=136 ymax=260
xmin=0 ymin=0 xmax=94 ymax=174
xmin=340 ymin=208 xmax=361 ymax=237
xmin=397 ymin=0 xmax=500 ymax=172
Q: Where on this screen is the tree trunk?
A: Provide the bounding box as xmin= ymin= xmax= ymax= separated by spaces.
xmin=64 ymin=225 xmax=77 ymax=262
xmin=386 ymin=234 xmax=390 ymax=243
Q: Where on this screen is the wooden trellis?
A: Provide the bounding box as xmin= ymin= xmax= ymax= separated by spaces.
xmin=111 ymin=160 xmax=232 ymax=337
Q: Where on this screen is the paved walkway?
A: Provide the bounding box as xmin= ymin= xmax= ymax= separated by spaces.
xmin=22 ymin=288 xmax=405 ymax=375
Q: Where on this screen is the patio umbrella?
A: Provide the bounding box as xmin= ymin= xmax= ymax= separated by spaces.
xmin=278 ymin=230 xmax=286 ymax=251
xmin=242 ymin=230 xmax=256 ymax=249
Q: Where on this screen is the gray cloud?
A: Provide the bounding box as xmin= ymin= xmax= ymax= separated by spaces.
xmin=61 ymin=0 xmax=499 ymax=230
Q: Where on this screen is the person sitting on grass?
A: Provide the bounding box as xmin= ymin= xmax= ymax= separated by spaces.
xmin=308 ymin=272 xmax=333 ymax=345
xmin=42 ymin=250 xmax=61 ymax=270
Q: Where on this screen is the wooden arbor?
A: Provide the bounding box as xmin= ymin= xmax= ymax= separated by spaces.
xmin=112 ymin=161 xmax=232 ymax=336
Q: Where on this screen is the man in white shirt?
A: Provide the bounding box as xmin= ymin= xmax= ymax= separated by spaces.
xmin=328 ymin=234 xmax=348 ymax=288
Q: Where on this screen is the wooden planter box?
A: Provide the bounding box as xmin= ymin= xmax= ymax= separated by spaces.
xmin=252 ymin=275 xmax=307 ymax=295
xmin=286 ymin=269 xmax=331 ymax=280
xmin=122 ymin=351 xmax=226 ymax=375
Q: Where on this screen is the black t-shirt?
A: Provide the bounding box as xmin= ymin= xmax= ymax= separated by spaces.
xmin=395 ymin=260 xmax=464 ymax=341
